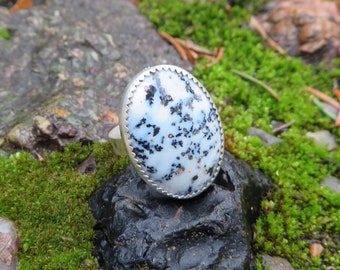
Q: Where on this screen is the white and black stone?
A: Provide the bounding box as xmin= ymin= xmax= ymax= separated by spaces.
xmin=120 ymin=65 xmax=224 ymax=199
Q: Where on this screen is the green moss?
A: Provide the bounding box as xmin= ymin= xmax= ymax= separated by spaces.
xmin=0 ymin=142 xmax=127 ymax=269
xmin=0 ymin=28 xmax=10 ymax=40
xmin=140 ymin=0 xmax=340 ymax=269
xmin=1 ymin=0 xmax=340 ymax=268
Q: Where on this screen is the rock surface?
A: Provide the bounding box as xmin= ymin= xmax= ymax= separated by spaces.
xmin=321 ymin=176 xmax=340 ymax=193
xmin=89 ymin=151 xmax=272 ymax=269
xmin=0 ymin=217 xmax=19 ymax=270
xmin=0 ymin=0 xmax=191 ymax=153
xmin=249 ymin=127 xmax=282 ymax=146
xmin=306 ymin=130 xmax=337 ymax=151
xmin=262 ymin=255 xmax=295 ymax=270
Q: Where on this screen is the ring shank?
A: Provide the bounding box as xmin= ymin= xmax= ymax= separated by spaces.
xmin=109 ymin=126 xmax=127 ymax=156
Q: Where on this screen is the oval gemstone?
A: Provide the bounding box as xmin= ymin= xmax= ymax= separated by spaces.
xmin=121 ymin=65 xmax=224 ymax=199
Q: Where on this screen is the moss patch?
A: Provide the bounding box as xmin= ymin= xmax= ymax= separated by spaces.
xmin=139 ymin=0 xmax=340 ymax=269
xmin=1 ymin=1 xmax=340 ymax=269
xmin=0 ymin=142 xmax=127 ymax=269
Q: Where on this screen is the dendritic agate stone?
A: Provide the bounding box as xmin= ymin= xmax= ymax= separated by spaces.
xmin=121 ymin=65 xmax=224 ymax=199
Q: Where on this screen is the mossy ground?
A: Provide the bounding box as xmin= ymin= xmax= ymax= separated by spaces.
xmin=0 ymin=142 xmax=128 ymax=269
xmin=1 ymin=1 xmax=340 ymax=269
xmin=138 ymin=0 xmax=340 ymax=269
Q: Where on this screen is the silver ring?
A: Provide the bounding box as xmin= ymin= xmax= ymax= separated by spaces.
xmin=109 ymin=65 xmax=224 ymax=199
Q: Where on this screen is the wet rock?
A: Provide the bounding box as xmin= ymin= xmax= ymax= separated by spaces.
xmin=306 ymin=130 xmax=337 ymax=151
xmin=89 ymin=151 xmax=272 ymax=269
xmin=321 ymin=176 xmax=340 ymax=193
xmin=262 ymin=255 xmax=295 ymax=270
xmin=0 ymin=217 xmax=19 ymax=270
xmin=249 ymin=127 xmax=282 ymax=146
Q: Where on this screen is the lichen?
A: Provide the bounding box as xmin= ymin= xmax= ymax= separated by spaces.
xmin=139 ymin=0 xmax=340 ymax=269
xmin=0 ymin=142 xmax=128 ymax=269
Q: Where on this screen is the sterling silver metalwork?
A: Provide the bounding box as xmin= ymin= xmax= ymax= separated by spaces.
xmin=109 ymin=65 xmax=224 ymax=199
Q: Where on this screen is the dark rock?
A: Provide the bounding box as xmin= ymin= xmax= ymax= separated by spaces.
xmin=262 ymin=255 xmax=295 ymax=270
xmin=77 ymin=155 xmax=96 ymax=175
xmin=0 ymin=1 xmax=13 ymax=8
xmin=89 ymin=151 xmax=272 ymax=270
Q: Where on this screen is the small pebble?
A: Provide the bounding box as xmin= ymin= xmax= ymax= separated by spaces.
xmin=309 ymin=243 xmax=324 ymax=257
xmin=72 ymin=77 xmax=85 ymax=87
xmin=0 ymin=217 xmax=19 ymax=270
xmin=271 ymin=120 xmax=290 ymax=134
xmin=0 ymin=149 xmax=9 ymax=158
xmin=57 ymin=124 xmax=78 ymax=138
xmin=306 ymin=130 xmax=336 ymax=151
xmin=249 ymin=127 xmax=282 ymax=146
xmin=77 ymin=155 xmax=96 ymax=175
xmin=81 ymin=259 xmax=97 ymax=267
xmin=262 ymin=254 xmax=295 ymax=270
xmin=6 ymin=124 xmax=33 ymax=148
xmin=321 ymin=176 xmax=340 ymax=193
xmin=33 ymin=116 xmax=53 ymax=136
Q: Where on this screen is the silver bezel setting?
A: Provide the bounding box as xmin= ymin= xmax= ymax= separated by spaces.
xmin=119 ymin=65 xmax=224 ymax=199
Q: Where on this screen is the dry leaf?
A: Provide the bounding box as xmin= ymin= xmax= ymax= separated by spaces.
xmin=333 ymin=89 xmax=340 ymax=100
xmin=231 ymin=69 xmax=281 ymax=101
xmin=159 ymin=31 xmax=223 ymax=66
xmin=159 ymin=32 xmax=188 ymax=61
xmin=305 ymin=86 xmax=340 ymax=109
xmin=271 ymin=119 xmax=295 ymax=134
xmin=332 ymin=89 xmax=340 ymax=126
xmin=10 ymin=0 xmax=33 ymax=13
xmin=206 ymin=47 xmax=224 ymax=67
xmin=335 ymin=111 xmax=340 ymax=127
xmin=249 ymin=16 xmax=286 ymax=55
xmin=311 ymin=97 xmax=337 ymax=120
xmin=176 ymin=39 xmax=214 ymax=56
xmin=131 ymin=0 xmax=140 ymax=6
xmin=306 ymin=86 xmax=340 ymax=127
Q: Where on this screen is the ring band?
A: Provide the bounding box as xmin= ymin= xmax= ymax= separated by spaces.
xmin=109 ymin=65 xmax=224 ymax=199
